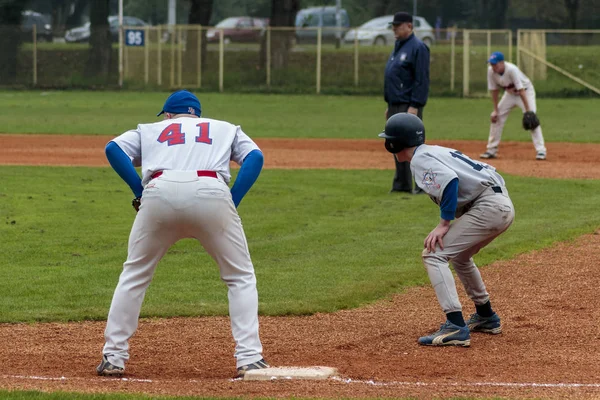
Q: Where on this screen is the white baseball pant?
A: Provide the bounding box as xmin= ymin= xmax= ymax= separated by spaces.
xmin=102 ymin=170 xmax=264 ymax=369
xmin=486 ymin=89 xmax=547 ymax=155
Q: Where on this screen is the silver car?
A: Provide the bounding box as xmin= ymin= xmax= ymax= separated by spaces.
xmin=343 ymin=15 xmax=435 ymax=47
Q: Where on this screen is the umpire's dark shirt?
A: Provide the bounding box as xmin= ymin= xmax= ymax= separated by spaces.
xmin=384 ymin=33 xmax=430 ymax=108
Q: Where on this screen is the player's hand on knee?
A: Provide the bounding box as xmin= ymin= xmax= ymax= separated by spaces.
xmin=424 ymin=232 xmax=441 ymax=253
xmin=490 ymin=111 xmax=499 ymax=123
xmin=424 ymin=223 xmax=450 ymax=253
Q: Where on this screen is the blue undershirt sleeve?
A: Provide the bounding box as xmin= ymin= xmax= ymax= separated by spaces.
xmin=230 ymin=149 xmax=264 ymax=208
xmin=440 ymin=178 xmax=459 ymax=221
xmin=105 ymin=141 xmax=144 ymax=198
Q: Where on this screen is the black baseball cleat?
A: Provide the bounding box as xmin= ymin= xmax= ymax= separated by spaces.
xmin=235 ymin=358 xmax=270 ymax=378
xmin=467 ymin=312 xmax=502 ymax=334
xmin=480 ymin=152 xmax=497 ymax=159
xmin=96 ymin=355 xmax=124 ymax=377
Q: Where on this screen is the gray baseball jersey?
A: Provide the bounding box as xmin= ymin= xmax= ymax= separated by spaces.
xmin=411 ymin=144 xmax=505 ymax=216
xmin=413 ymin=144 xmax=515 ymax=316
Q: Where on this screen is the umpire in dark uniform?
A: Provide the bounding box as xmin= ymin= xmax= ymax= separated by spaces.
xmin=384 ymin=12 xmax=430 ymax=194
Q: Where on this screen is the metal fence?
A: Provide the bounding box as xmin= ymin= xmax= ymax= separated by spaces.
xmin=2 ymin=25 xmax=599 ymax=98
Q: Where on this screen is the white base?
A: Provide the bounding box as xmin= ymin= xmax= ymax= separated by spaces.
xmin=243 ymin=366 xmax=338 ymax=381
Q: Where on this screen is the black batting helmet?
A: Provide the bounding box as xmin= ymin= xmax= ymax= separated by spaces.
xmin=378 ymin=113 xmax=425 ymax=154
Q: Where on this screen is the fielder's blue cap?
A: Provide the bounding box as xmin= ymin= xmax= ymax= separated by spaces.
xmin=488 ymin=51 xmax=504 ymax=65
xmin=157 ymin=90 xmax=201 ymax=117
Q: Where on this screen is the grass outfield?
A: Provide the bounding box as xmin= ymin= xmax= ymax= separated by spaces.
xmin=1 ymin=166 xmax=600 ymax=323
xmin=0 ymin=91 xmax=599 ymax=142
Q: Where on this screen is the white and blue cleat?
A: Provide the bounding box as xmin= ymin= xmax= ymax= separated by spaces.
xmin=418 ymin=320 xmax=471 ymax=347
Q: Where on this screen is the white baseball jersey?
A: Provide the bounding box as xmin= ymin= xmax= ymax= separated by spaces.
xmin=411 ymin=144 xmax=506 ymax=212
xmin=112 ymin=117 xmax=259 ymax=185
xmin=487 ymin=62 xmax=532 ymax=94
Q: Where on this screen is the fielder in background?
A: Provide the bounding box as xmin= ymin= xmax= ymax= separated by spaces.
xmin=384 ymin=11 xmax=430 ymax=194
xmin=480 ymin=51 xmax=547 ymax=161
xmin=379 ymin=113 xmax=515 ymax=347
xmin=98 ymin=90 xmax=269 ymax=378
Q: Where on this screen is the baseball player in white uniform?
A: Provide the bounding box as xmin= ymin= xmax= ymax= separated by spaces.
xmin=480 ymin=51 xmax=547 ymax=161
xmin=379 ymin=113 xmax=515 ymax=346
xmin=97 ymin=90 xmax=269 ymax=378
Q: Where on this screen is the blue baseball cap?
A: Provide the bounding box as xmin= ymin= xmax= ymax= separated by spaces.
xmin=488 ymin=51 xmax=504 ymax=65
xmin=157 ymin=90 xmax=201 ymax=117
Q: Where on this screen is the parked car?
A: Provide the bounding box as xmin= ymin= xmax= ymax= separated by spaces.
xmin=65 ymin=15 xmax=148 ymax=43
xmin=343 ymin=15 xmax=435 ymax=47
xmin=206 ymin=17 xmax=269 ymax=44
xmin=21 ymin=10 xmax=53 ymax=42
xmin=295 ymin=6 xmax=350 ymax=44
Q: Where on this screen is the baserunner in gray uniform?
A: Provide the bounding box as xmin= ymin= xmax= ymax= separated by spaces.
xmin=378 ymin=113 xmax=515 ymax=347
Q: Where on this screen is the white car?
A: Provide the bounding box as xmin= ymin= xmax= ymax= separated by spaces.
xmin=343 ymin=15 xmax=435 ymax=47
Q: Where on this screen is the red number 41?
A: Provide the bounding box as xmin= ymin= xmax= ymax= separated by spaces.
xmin=157 ymin=122 xmax=212 ymax=146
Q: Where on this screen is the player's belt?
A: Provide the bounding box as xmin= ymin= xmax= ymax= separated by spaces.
xmin=491 ymin=186 xmax=503 ymax=194
xmin=151 ymin=170 xmax=218 ymax=179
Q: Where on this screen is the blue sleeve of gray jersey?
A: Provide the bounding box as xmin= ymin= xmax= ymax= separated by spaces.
xmin=440 ymin=178 xmax=458 ymax=221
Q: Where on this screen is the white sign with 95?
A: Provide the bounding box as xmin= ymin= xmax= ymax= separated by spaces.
xmin=125 ymin=29 xmax=145 ymax=46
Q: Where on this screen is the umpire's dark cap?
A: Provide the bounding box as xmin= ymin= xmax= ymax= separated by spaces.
xmin=157 ymin=90 xmax=202 ymax=117
xmin=390 ymin=12 xmax=413 ymax=26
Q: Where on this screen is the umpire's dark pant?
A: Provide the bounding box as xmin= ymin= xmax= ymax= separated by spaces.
xmin=388 ymin=103 xmax=424 ymax=193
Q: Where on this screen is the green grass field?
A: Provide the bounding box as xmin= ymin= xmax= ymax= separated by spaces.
xmin=0 ymin=91 xmax=599 ymax=142
xmin=1 ymin=166 xmax=600 ymax=323
xmin=0 ymin=92 xmax=599 ymax=399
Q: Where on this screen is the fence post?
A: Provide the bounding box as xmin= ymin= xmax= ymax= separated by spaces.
xmin=124 ymin=29 xmax=129 ymax=79
xmin=157 ymin=25 xmax=162 ymax=85
xmin=219 ymin=28 xmax=224 ymax=92
xmin=170 ymin=27 xmax=175 ymax=88
xmin=486 ymin=30 xmax=491 ymax=60
xmin=266 ymin=27 xmax=271 ymax=88
xmin=508 ymin=29 xmax=513 ymax=63
xmin=316 ymin=27 xmax=322 ymax=94
xmin=463 ymin=30 xmax=470 ymax=97
xmin=119 ymin=25 xmax=124 ymax=87
xmin=450 ymin=28 xmax=455 ymax=91
xmin=177 ymin=26 xmax=183 ymax=88
xmin=539 ymin=30 xmax=547 ymax=80
xmin=527 ymin=32 xmax=540 ymax=82
xmin=197 ymin=26 xmax=202 ymax=88
xmin=32 ymin=24 xmax=37 ymax=86
xmin=516 ymin=29 xmax=521 ymax=68
xmin=144 ymin=25 xmax=149 ymax=84
xmin=354 ymin=31 xmax=359 ymax=87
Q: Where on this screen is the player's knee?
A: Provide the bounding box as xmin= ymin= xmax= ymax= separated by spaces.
xmin=421 ymin=249 xmax=448 ymax=267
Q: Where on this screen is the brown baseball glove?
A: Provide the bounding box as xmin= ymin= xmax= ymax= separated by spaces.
xmin=132 ymin=197 xmax=141 ymax=212
xmin=522 ymin=111 xmax=540 ymax=131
